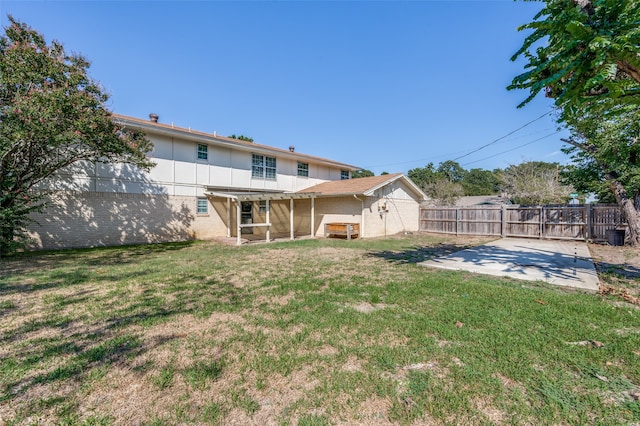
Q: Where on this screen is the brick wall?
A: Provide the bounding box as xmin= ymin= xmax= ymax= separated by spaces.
xmin=26 ymin=192 xmax=227 ymax=249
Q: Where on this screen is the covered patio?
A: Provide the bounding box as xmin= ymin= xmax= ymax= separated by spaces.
xmin=204 ymin=190 xmax=319 ymax=245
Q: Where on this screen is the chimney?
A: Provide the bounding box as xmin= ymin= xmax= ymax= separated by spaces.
xmin=149 ymin=113 xmax=159 ymax=123
xmin=289 ymin=146 xmax=295 ymax=152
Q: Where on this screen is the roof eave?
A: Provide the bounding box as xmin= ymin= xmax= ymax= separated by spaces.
xmin=113 ymin=114 xmax=360 ymax=171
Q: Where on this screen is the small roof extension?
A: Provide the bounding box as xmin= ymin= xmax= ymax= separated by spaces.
xmin=297 ymin=173 xmax=428 ymax=200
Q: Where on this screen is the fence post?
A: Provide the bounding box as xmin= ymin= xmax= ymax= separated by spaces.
xmin=501 ymin=205 xmax=506 ymax=237
xmin=456 ymin=208 xmax=460 ymax=236
xmin=540 ymin=206 xmax=545 ymax=239
xmin=586 ymin=204 xmax=593 ymax=241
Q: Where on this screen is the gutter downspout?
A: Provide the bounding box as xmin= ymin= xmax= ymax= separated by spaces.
xmin=354 ymin=194 xmax=365 ymax=238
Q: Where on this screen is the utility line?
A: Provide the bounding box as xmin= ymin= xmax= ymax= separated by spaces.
xmin=452 ymin=110 xmax=551 ymax=162
xmin=364 ymin=112 xmax=554 ymax=169
xmin=461 ymin=131 xmax=560 ymax=167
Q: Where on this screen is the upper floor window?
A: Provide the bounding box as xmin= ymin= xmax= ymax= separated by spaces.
xmin=297 ymin=162 xmax=309 ymax=177
xmin=197 ymin=144 xmax=208 ymax=160
xmin=252 ymin=154 xmax=277 ymax=179
xmin=341 ymin=170 xmax=350 ymax=180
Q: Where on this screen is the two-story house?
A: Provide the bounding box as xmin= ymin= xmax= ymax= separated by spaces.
xmin=27 ymin=114 xmax=427 ymax=249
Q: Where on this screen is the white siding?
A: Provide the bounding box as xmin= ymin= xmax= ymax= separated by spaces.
xmin=49 ymin=129 xmax=351 ymax=196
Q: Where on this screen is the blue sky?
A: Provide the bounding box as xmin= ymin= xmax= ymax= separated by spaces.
xmin=1 ymin=0 xmax=568 ymax=175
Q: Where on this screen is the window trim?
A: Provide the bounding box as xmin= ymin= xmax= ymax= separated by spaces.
xmin=197 ymin=143 xmax=208 ymax=161
xmin=297 ymin=161 xmax=309 ymax=177
xmin=196 ymin=197 xmax=209 ymax=215
xmin=252 ymin=153 xmax=277 ymax=180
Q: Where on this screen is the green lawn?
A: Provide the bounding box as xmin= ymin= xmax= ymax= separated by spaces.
xmin=0 ymin=235 xmax=639 ymax=425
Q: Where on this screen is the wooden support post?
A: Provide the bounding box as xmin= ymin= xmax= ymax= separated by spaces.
xmin=540 ymin=206 xmax=544 ymax=239
xmin=311 ymin=197 xmax=315 ymax=238
xmin=236 ymin=201 xmax=242 ymax=246
xmin=290 ymin=198 xmax=294 ymax=240
xmin=456 ymin=208 xmax=460 ymax=236
xmin=226 ymin=198 xmax=231 ymax=238
xmin=501 ymin=205 xmax=507 ymax=237
xmin=266 ymin=200 xmax=270 ymax=242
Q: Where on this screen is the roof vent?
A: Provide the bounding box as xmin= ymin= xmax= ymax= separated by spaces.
xmin=289 ymin=146 xmax=295 ymax=152
xmin=149 ymin=113 xmax=159 ymax=123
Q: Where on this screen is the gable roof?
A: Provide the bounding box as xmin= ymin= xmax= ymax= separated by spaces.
xmin=112 ymin=113 xmax=360 ymax=171
xmin=297 ymin=173 xmax=428 ymax=201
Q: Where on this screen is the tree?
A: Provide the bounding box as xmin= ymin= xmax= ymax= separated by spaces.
xmin=436 ymin=160 xmax=467 ymax=183
xmin=561 ymin=107 xmax=640 ymax=206
xmin=408 ymin=163 xmax=439 ymax=190
xmin=500 ymin=161 xmax=573 ymax=205
xmin=510 ymin=0 xmax=640 ymax=244
xmin=351 ymin=169 xmax=374 ymax=179
xmin=424 ymin=179 xmax=465 ymax=206
xmin=0 ymin=17 xmax=153 ymax=256
xmin=461 ymin=168 xmax=501 ymax=196
xmin=228 ymin=134 xmax=254 ymax=142
xmin=509 ymin=0 xmax=640 ymax=120
xmin=408 ymin=162 xmax=465 ymax=205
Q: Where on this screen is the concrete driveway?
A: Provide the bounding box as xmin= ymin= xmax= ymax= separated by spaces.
xmin=419 ymin=238 xmax=600 ymax=291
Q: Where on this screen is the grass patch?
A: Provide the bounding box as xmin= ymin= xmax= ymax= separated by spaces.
xmin=1 ymin=234 xmax=639 ymax=424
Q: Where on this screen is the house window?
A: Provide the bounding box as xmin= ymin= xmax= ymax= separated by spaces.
xmin=252 ymin=154 xmax=277 ymax=179
xmin=297 ymin=162 xmax=309 ymax=177
xmin=196 ymin=197 xmax=208 ymax=214
xmin=341 ymin=170 xmax=350 ymax=180
xmin=259 ymin=200 xmax=267 ymax=213
xmin=197 ymin=144 xmax=208 ymax=160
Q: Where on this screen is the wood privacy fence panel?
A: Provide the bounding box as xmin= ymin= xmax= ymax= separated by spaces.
xmin=591 ymin=205 xmax=626 ymax=241
xmin=420 ymin=204 xmax=624 ymax=241
xmin=459 ymin=207 xmax=502 ymax=236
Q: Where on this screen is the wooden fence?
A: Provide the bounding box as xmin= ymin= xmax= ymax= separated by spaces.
xmin=419 ymin=204 xmax=626 ymax=242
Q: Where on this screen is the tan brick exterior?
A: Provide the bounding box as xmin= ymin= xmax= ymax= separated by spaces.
xmin=26 ymin=191 xmax=226 ymax=249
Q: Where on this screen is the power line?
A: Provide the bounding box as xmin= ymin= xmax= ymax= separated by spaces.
xmin=461 ymin=131 xmax=560 ymax=167
xmin=363 ymin=112 xmax=554 ymax=169
xmin=452 ymin=110 xmax=551 ymax=162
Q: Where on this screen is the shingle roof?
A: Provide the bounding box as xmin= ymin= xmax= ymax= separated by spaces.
xmin=297 ymin=173 xmax=427 ymax=201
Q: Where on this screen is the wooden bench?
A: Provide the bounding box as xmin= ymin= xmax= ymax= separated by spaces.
xmin=324 ymin=222 xmax=360 ymax=240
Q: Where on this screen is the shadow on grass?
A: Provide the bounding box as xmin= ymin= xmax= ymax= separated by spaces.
xmin=1 ymin=331 xmax=183 ymax=404
xmin=0 ymin=241 xmax=196 ymax=296
xmin=593 ymin=260 xmax=640 ymax=281
xmin=367 ymin=243 xmax=477 ymax=264
xmin=1 ymin=240 xmax=195 ymax=271
xmin=0 ymin=243 xmax=246 ymax=407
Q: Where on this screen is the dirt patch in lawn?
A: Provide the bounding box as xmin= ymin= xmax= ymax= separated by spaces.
xmin=589 ymin=243 xmax=640 ymax=303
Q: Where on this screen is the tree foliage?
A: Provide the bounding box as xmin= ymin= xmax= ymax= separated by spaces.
xmin=408 ymin=162 xmax=465 ymax=205
xmin=500 ymin=161 xmax=573 ymax=205
xmin=510 ymin=0 xmax=640 ymax=119
xmin=228 ymin=134 xmax=254 ymax=142
xmin=461 ymin=168 xmax=501 ymax=196
xmin=511 ymin=0 xmax=640 ymax=244
xmin=423 ymin=179 xmax=465 ymax=206
xmin=436 ymin=160 xmax=467 ymax=183
xmin=408 ymin=163 xmax=439 ymax=190
xmin=561 ymin=108 xmax=640 ymax=204
xmin=0 ymin=17 xmax=153 ymax=255
xmin=351 ymin=169 xmax=374 ymax=179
